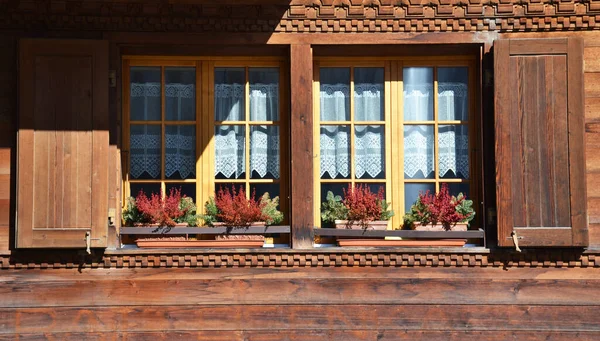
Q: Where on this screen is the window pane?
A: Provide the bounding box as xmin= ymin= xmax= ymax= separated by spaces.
xmin=215 ymin=125 xmax=245 ymax=179
xmin=130 ymin=183 xmax=161 ymax=199
xmin=404 ymin=183 xmax=435 ymax=213
xmin=250 ymin=126 xmax=279 ymax=179
xmin=354 ymin=67 xmax=384 ymax=121
xmin=404 ymin=125 xmax=434 ymax=179
xmin=215 ymin=68 xmax=245 ymax=121
xmin=320 ymin=125 xmax=350 ymax=180
xmin=250 ymin=183 xmax=280 ymax=204
xmin=320 ymin=68 xmax=350 ymax=121
xmin=165 ymin=67 xmax=195 ymax=121
xmin=166 ymin=183 xmax=196 ymax=202
xmin=355 ymin=125 xmax=385 ymax=179
xmin=249 ymin=68 xmax=279 ymax=121
xmin=403 ymin=67 xmax=433 ymax=121
xmin=356 ymin=183 xmax=386 ymax=198
xmin=130 ymin=125 xmax=161 ymax=179
xmin=444 ymin=183 xmax=470 ymax=199
xmin=165 ymin=125 xmax=196 ymax=180
xmin=439 ymin=125 xmax=469 ymax=179
xmin=130 ymin=67 xmax=161 ymax=121
xmin=320 ymin=183 xmax=348 ymax=204
xmin=438 ymin=67 xmax=469 ymax=121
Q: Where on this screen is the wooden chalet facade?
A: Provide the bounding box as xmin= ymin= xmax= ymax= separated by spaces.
xmin=1 ymin=0 xmax=600 ymax=339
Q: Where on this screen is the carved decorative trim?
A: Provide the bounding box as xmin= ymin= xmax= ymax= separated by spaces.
xmin=1 ymin=250 xmax=599 ymax=269
xmin=0 ymin=0 xmax=597 ymax=33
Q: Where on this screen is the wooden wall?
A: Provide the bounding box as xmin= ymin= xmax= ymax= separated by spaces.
xmin=0 ymin=35 xmax=15 ymax=252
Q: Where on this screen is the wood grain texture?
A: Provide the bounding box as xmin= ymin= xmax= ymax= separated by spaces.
xmin=289 ymin=44 xmax=314 ymax=249
xmin=17 ymin=39 xmax=109 ymax=248
xmin=495 ymin=37 xmax=587 ymax=247
xmin=2 ymin=305 xmax=600 ymax=334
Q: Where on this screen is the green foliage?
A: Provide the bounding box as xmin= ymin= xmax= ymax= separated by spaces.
xmin=176 ymin=196 xmax=200 ymax=227
xmin=260 ymin=193 xmax=284 ymax=225
xmin=403 ymin=185 xmax=475 ymax=230
xmin=122 ymin=197 xmax=147 ymax=226
xmin=379 ymin=199 xmax=395 ymax=221
xmin=320 ymin=191 xmax=349 ymax=224
xmin=201 ymin=197 xmax=219 ymax=226
xmin=454 ymin=193 xmax=475 ymax=223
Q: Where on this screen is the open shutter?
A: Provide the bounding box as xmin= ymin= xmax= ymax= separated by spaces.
xmin=495 ymin=38 xmax=587 ymax=248
xmin=17 ymin=39 xmax=109 ymax=248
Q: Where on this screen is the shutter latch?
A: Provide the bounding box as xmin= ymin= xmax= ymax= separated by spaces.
xmin=511 ymin=231 xmax=522 ymax=252
xmin=84 ymin=232 xmax=101 ymax=255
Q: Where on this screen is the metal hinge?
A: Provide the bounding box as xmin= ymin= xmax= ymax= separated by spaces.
xmin=84 ymin=232 xmax=101 ymax=255
xmin=509 ymin=231 xmax=523 ymax=252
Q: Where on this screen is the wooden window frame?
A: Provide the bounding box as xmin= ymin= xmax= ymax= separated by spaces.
xmin=121 ymin=56 xmax=289 ymax=225
xmin=313 ymin=56 xmax=480 ymax=230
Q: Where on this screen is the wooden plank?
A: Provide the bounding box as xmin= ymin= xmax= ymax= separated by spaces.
xmin=586 ymin=132 xmax=600 ymax=173
xmin=2 ymin=330 xmax=600 ymax=341
xmin=568 ymin=37 xmax=588 ymax=246
xmin=494 ymin=39 xmax=513 ymax=247
xmin=588 ymin=223 xmax=600 ymax=246
xmin=509 ymin=38 xmax=568 ymax=55
xmin=2 ymin=305 xmax=600 ymax=334
xmin=289 ymin=44 xmax=314 ymax=249
xmin=513 ymin=227 xmax=573 ymax=247
xmin=585 ymin=96 xmax=600 ymax=122
xmin=2 ymin=277 xmax=600 ymax=307
xmin=552 ymin=55 xmax=571 ymax=228
xmin=587 ymin=174 xmax=600 ymax=198
xmin=585 ymin=72 xmax=600 ymax=98
xmin=585 ymin=47 xmax=600 ymax=72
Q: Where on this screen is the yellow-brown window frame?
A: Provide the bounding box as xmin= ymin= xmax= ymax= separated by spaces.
xmin=313 ymin=56 xmax=479 ymax=229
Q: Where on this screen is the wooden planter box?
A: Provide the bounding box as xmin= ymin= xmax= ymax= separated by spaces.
xmin=413 ymin=222 xmax=468 ymax=231
xmin=135 ymin=238 xmax=265 ymax=248
xmin=334 ymin=220 xmax=389 ymax=230
xmin=337 ymin=239 xmax=467 ymax=247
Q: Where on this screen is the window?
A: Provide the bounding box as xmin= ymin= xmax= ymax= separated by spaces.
xmin=313 ymin=58 xmax=479 ymax=229
xmin=122 ymin=57 xmax=288 ymax=221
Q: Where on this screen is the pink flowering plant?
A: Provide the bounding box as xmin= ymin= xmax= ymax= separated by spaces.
xmin=403 ymin=183 xmax=475 ymax=230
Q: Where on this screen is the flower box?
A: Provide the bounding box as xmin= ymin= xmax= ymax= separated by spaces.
xmin=334 ymin=220 xmax=388 ymax=230
xmin=413 ymin=222 xmax=468 ymax=231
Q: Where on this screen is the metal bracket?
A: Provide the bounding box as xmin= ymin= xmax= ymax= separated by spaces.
xmin=510 ymin=231 xmax=523 ymax=252
xmin=84 ymin=232 xmax=101 ymax=255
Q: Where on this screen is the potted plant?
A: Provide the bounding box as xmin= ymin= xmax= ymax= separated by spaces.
xmin=321 ymin=184 xmax=393 ymax=230
xmin=201 ymin=186 xmax=284 ymax=245
xmin=122 ymin=188 xmax=200 ymax=247
xmin=403 ymin=183 xmax=475 ymax=231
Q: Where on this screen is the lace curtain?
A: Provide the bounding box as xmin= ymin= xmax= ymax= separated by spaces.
xmin=403 ymin=81 xmax=469 ymax=179
xmin=320 ymin=71 xmax=385 ymax=179
xmin=214 ymin=82 xmax=280 ymax=179
xmin=130 ymin=82 xmax=196 ymax=179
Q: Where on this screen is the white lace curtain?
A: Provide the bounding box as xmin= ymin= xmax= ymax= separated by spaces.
xmin=130 ymin=82 xmax=196 ymax=179
xmin=214 ymin=82 xmax=280 ymax=179
xmin=403 ymin=78 xmax=469 ymax=179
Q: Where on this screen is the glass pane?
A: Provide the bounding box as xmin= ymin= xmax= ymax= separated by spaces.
xmin=404 ymin=183 xmax=435 ymax=213
xmin=250 ymin=183 xmax=280 ymax=204
xmin=320 ymin=183 xmax=349 ymax=204
xmin=320 ymin=68 xmax=350 ymax=121
xmin=166 ymin=183 xmax=196 ymax=202
xmin=214 ymin=183 xmax=247 ymax=199
xmin=165 ymin=67 xmax=195 ymax=121
xmin=355 ymin=183 xmax=386 ymax=198
xmin=130 ymin=183 xmax=161 ymax=199
xmin=404 ymin=125 xmax=434 ymax=179
xmin=215 ymin=68 xmax=245 ymax=121
xmin=438 ymin=67 xmax=469 ymax=121
xmin=320 ymin=125 xmax=350 ymax=180
xmin=439 ymin=125 xmax=469 ymax=179
xmin=165 ymin=125 xmax=196 ymax=180
xmin=250 ymin=126 xmax=279 ymax=179
xmin=130 ymin=67 xmax=161 ymax=121
xmin=444 ymin=183 xmax=470 ymax=199
xmin=354 ymin=67 xmax=384 ymax=121
xmin=215 ymin=125 xmax=245 ymax=179
xmin=355 ymin=125 xmax=385 ymax=179
xmin=403 ymin=67 xmax=433 ymax=121
xmin=249 ymin=68 xmax=279 ymax=121
xmin=130 ymin=125 xmax=161 ymax=179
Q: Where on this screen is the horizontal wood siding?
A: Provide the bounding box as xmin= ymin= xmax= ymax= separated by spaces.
xmin=585 ymin=39 xmax=600 ymax=247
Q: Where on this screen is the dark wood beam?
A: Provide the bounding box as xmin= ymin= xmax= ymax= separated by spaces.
xmin=289 ymin=44 xmax=314 ymax=249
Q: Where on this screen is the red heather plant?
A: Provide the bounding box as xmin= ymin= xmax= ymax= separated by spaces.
xmin=135 ymin=188 xmax=185 ymax=227
xmin=214 ymin=186 xmax=266 ymax=227
xmin=404 ymin=183 xmax=474 ymax=230
xmin=343 ymin=184 xmax=385 ymax=227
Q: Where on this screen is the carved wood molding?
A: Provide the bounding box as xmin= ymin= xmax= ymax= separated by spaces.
xmin=1 ymin=250 xmax=599 ymax=269
xmin=0 ymin=0 xmax=598 ymax=33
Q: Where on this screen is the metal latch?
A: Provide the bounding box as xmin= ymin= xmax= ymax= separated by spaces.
xmin=84 ymin=232 xmax=101 ymax=255
xmin=510 ymin=231 xmax=522 ymax=252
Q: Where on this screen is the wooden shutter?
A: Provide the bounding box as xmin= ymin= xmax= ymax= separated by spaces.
xmin=17 ymin=39 xmax=109 ymax=248
xmin=494 ymin=38 xmax=587 ymax=248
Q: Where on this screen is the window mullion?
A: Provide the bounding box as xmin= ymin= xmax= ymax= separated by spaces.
xmin=160 ymin=66 xmax=166 ymax=196
xmin=350 ymin=66 xmax=355 ymax=187
xmin=245 ymin=66 xmax=250 ymax=198
xmin=433 ymin=66 xmax=439 ymax=193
